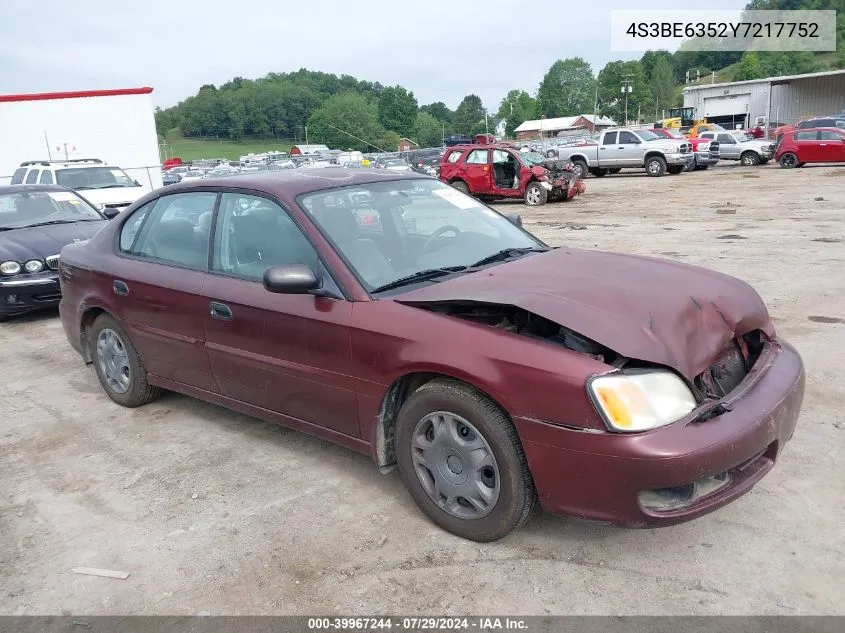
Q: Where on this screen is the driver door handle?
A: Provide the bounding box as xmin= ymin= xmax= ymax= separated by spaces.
xmin=209 ymin=301 xmax=232 ymax=321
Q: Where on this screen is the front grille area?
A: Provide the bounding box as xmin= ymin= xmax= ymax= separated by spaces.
xmin=45 ymin=254 xmax=60 ymax=270
xmin=679 ymin=143 xmax=691 ymax=153
xmin=709 ymin=141 xmax=720 ymax=152
xmin=699 ymin=341 xmax=748 ymax=397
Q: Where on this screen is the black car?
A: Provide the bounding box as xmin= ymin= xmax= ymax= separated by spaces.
xmin=162 ymin=171 xmax=182 ymax=186
xmin=0 ymin=185 xmax=108 ymax=319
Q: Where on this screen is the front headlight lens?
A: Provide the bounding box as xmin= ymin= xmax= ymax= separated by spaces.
xmin=589 ymin=370 xmax=696 ymax=432
xmin=0 ymin=261 xmax=21 ymax=275
xmin=24 ymin=259 xmax=44 ymax=273
xmin=664 ymin=144 xmax=679 ymax=152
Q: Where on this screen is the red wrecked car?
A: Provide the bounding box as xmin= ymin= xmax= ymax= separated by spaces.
xmin=439 ymin=143 xmax=585 ymax=206
xmin=58 ymin=168 xmax=804 ymax=542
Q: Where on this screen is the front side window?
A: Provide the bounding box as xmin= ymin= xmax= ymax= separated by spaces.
xmin=618 ymin=131 xmax=639 ymax=144
xmin=123 ymin=192 xmax=216 ymax=269
xmin=212 ymin=193 xmax=319 ymax=281
xmin=819 ymin=130 xmax=845 ymax=140
xmin=55 ymin=166 xmax=137 ymax=190
xmin=39 ymin=170 xmax=54 ymax=184
xmin=300 ymin=179 xmax=543 ymax=292
xmin=794 ymin=131 xmax=817 ymax=141
xmin=717 ymin=133 xmax=735 ymax=144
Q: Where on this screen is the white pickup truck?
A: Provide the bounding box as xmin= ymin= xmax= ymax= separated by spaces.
xmin=552 ymin=128 xmax=695 ymax=178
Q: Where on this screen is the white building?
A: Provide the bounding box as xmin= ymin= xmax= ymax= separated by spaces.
xmin=0 ymin=86 xmax=162 ymax=188
xmin=683 ymin=69 xmax=845 ymax=130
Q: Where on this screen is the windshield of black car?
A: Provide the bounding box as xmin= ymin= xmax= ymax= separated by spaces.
xmin=56 ymin=166 xmax=137 ymax=189
xmin=0 ymin=190 xmax=102 ymax=229
xmin=299 ymin=179 xmax=543 ymax=292
xmin=634 ymin=130 xmax=660 ymax=141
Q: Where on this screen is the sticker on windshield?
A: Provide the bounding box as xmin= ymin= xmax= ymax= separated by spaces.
xmin=433 ymin=188 xmax=482 ymax=210
xmin=47 ymin=191 xmax=78 ymax=203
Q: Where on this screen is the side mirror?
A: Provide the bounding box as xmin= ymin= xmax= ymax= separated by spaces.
xmin=263 ymin=264 xmax=320 ymax=294
xmin=504 ymin=213 xmax=523 ymax=227
xmin=102 ymin=207 xmax=120 ymax=220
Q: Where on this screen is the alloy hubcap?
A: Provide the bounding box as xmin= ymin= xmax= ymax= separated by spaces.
xmin=527 ymin=188 xmax=540 ymax=204
xmin=96 ymin=328 xmax=131 ymax=394
xmin=411 ymin=411 xmax=500 ymax=519
xmin=648 ymin=161 xmax=660 ymax=174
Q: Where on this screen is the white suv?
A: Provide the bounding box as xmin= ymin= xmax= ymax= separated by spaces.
xmin=10 ymin=158 xmax=148 ymax=212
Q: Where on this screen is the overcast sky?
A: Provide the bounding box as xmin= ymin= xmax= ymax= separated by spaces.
xmin=0 ymin=0 xmax=746 ymax=112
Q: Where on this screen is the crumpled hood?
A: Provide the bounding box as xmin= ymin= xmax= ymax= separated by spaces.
xmin=0 ymin=221 xmax=107 ymax=262
xmin=396 ymin=247 xmax=774 ymax=380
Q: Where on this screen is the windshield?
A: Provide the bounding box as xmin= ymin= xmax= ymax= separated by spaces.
xmin=0 ymin=190 xmax=102 ymax=229
xmin=732 ymin=132 xmax=752 ymax=142
xmin=300 ymin=179 xmax=544 ymax=292
xmin=635 ymin=130 xmax=660 ymax=141
xmin=56 ymin=166 xmax=137 ymax=189
xmin=521 ymin=152 xmax=546 ymax=165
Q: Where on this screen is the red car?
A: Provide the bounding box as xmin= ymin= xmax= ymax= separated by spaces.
xmin=439 ymin=143 xmax=585 ymax=206
xmin=775 ymin=127 xmax=845 ymax=168
xmin=58 ymin=169 xmax=804 ymax=542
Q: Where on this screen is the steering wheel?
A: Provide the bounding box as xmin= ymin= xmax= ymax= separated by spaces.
xmin=421 ymin=225 xmax=461 ymax=254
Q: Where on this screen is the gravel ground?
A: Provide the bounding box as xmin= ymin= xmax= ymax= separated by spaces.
xmin=1 ymin=162 xmax=843 ymax=616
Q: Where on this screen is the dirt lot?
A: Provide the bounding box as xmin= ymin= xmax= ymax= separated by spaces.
xmin=1 ymin=162 xmax=844 ymax=616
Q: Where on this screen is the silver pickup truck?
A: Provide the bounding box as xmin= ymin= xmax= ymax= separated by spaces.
xmin=697 ymin=130 xmax=774 ymax=166
xmin=551 ymin=128 xmax=694 ymax=177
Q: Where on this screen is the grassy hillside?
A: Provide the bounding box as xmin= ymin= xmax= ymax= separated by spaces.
xmin=688 ymin=53 xmax=841 ymax=86
xmin=160 ymin=137 xmax=294 ymax=163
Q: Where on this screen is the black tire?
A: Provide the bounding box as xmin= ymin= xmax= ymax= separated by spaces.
xmin=667 ymin=165 xmax=684 ymax=175
xmin=697 ymin=164 xmax=709 ymax=170
xmin=523 ymin=181 xmax=548 ymax=206
xmin=89 ymin=313 xmax=162 ymax=407
xmin=570 ymin=159 xmax=588 ymax=179
xmin=607 ymin=168 xmax=622 ymax=174
xmin=589 ymin=168 xmax=608 ymax=177
xmin=779 ymin=152 xmax=798 ymax=169
xmin=645 ymin=155 xmax=667 ymax=176
xmin=685 ymin=157 xmax=697 ymax=172
xmin=395 ymin=379 xmax=538 ymax=542
xmin=450 ymin=180 xmax=470 ymax=195
xmin=740 ymin=151 xmax=761 ymax=166
xmin=545 ymin=149 xmax=557 ymax=158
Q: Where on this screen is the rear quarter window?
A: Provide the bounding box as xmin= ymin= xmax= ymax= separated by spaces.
xmin=10 ymin=168 xmax=27 ymax=185
xmin=446 ymin=151 xmax=463 ymax=163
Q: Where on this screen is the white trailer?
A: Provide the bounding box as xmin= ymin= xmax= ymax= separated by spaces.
xmin=0 ymin=87 xmax=162 ymax=190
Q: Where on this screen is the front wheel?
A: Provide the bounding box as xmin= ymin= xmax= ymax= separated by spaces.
xmin=667 ymin=165 xmax=684 ymax=175
xmin=779 ymin=152 xmax=798 ymax=169
xmin=740 ymin=151 xmax=761 ymax=166
xmin=523 ymin=182 xmax=548 ymax=206
xmin=395 ymin=379 xmax=538 ymax=542
xmin=570 ymin=159 xmax=588 ymax=179
xmin=645 ymin=156 xmax=667 ymax=176
xmin=89 ymin=313 xmax=162 ymax=407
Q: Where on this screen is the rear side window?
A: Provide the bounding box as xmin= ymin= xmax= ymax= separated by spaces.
xmin=10 ymin=168 xmax=27 ymax=184
xmin=602 ymin=132 xmax=618 ymax=145
xmin=465 ymin=150 xmax=488 ymax=164
xmin=25 ymin=169 xmax=39 ymax=184
xmin=446 ymin=151 xmax=463 ymax=163
xmin=39 ymin=170 xmax=54 ymax=184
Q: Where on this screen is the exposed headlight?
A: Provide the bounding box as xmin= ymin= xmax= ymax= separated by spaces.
xmin=698 ymin=142 xmax=710 ymax=151
xmin=0 ymin=261 xmax=21 ymax=275
xmin=24 ymin=259 xmax=44 ymax=273
xmin=664 ymin=144 xmax=679 ymax=152
xmin=588 ymin=370 xmax=696 ymax=432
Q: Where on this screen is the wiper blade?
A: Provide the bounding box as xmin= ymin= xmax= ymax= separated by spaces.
xmin=370 ymin=266 xmax=467 ymax=293
xmin=19 ymin=220 xmax=86 ymax=227
xmin=469 ymin=247 xmax=549 ymax=268
xmin=96 ymin=183 xmax=134 ymax=189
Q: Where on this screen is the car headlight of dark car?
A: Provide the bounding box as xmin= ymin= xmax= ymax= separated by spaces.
xmin=588 ymin=370 xmax=697 ymax=432
xmin=24 ymin=259 xmax=44 ymax=273
xmin=1 ymin=261 xmax=22 ymax=275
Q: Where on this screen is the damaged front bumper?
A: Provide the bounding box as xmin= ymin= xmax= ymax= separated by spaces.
xmin=548 ymin=175 xmax=586 ymax=201
xmin=515 ymin=339 xmax=804 ymax=527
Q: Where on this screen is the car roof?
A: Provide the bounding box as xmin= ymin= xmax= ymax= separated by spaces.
xmin=0 ymin=183 xmax=75 ymax=195
xmin=788 ymin=126 xmax=845 ymax=134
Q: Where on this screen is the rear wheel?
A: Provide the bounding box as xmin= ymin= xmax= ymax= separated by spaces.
xmin=589 ymin=168 xmax=608 ymax=177
xmin=395 ymin=379 xmax=538 ymax=542
xmin=697 ymin=164 xmax=709 ymax=170
xmin=450 ymin=180 xmax=470 ymax=195
xmin=740 ymin=151 xmax=761 ymax=166
xmin=645 ymin=156 xmax=667 ymax=176
xmin=523 ymin=182 xmax=548 ymax=206
xmin=89 ymin=313 xmax=162 ymax=407
xmin=545 ymin=149 xmax=557 ymax=158
xmin=570 ymin=159 xmax=588 ymax=179
xmin=779 ymin=152 xmax=798 ymax=169
xmin=667 ymin=165 xmax=684 ymax=175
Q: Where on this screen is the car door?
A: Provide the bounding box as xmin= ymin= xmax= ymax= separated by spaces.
xmin=793 ymin=130 xmax=821 ymax=163
xmin=201 ymin=192 xmax=359 ymax=437
xmin=715 ymin=133 xmax=739 ymax=159
xmin=462 ymin=149 xmax=492 ymax=194
xmin=616 ymin=131 xmax=645 ymax=166
xmin=598 ymin=131 xmax=619 ymax=166
xmin=111 ymin=191 xmax=219 ymax=392
xmin=818 ymin=129 xmax=845 ymax=163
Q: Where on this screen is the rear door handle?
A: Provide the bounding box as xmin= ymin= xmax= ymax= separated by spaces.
xmin=113 ymin=280 xmax=129 ymax=296
xmin=209 ymin=301 xmax=232 ymax=321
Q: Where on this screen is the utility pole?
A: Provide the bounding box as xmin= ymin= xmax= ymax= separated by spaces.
xmin=621 ymin=76 xmax=633 ymax=125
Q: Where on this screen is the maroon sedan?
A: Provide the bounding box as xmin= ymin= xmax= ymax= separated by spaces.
xmin=58 ymin=169 xmax=804 ymax=541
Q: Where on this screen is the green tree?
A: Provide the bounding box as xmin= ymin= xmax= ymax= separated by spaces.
xmin=414 ymin=111 xmax=444 ymax=147
xmin=649 ymin=57 xmax=678 ymax=117
xmin=537 ymin=57 xmax=595 ymax=117
xmin=596 ymin=60 xmax=652 ymax=124
xmin=496 ymin=90 xmax=537 ymax=138
xmin=735 ymin=51 xmax=764 ymax=80
xmin=306 ymin=92 xmax=388 ymax=151
xmin=420 ymin=101 xmax=453 ymax=123
xmin=377 ymin=85 xmax=418 ymax=137
xmin=453 ymin=94 xmax=487 ymax=135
